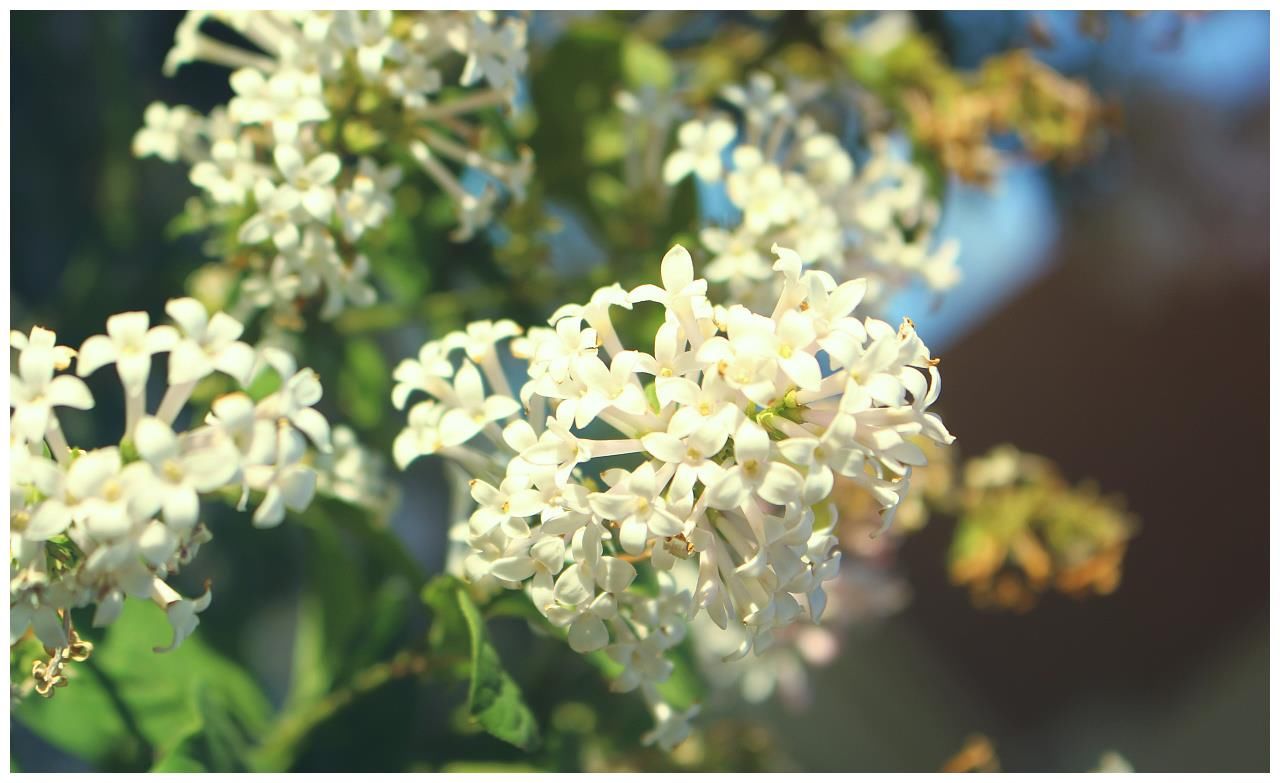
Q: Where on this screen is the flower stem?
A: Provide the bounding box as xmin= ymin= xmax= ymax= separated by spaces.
xmin=248 ymin=649 xmax=437 ymax=772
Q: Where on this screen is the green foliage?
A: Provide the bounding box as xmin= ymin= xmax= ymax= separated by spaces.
xmin=423 ymin=576 xmax=541 ymax=751
xmin=338 ymin=338 xmax=390 ymax=429
xmin=15 ymin=602 xmax=272 ymax=772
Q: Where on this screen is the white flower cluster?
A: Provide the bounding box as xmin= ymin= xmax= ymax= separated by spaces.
xmin=134 ymin=10 xmax=532 ymax=323
xmin=688 ymin=555 xmax=909 ymax=711
xmin=393 ymin=243 xmax=953 ymax=747
xmin=314 ymin=424 xmax=396 ymax=516
xmin=664 ymin=71 xmax=961 ymax=307
xmin=10 ymin=300 xmax=332 ymax=656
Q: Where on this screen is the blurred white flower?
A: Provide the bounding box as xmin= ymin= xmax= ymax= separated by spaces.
xmin=663 ymin=117 xmax=736 ymax=184
xmin=141 ymin=11 xmax=533 ymax=324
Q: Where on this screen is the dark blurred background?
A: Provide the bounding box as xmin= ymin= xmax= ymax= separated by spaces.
xmin=10 ymin=10 xmax=1270 ymax=772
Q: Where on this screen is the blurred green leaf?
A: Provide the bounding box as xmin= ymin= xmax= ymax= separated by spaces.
xmin=287 ymin=515 xmax=365 ymax=710
xmin=244 ymin=365 xmax=283 ymax=402
xmin=14 ymin=601 xmax=272 ymax=772
xmin=622 ymin=35 xmax=676 ymax=89
xmin=422 ymin=576 xmax=472 ymax=669
xmin=338 ymin=337 xmax=390 ymax=429
xmin=529 ymin=19 xmax=626 ymax=223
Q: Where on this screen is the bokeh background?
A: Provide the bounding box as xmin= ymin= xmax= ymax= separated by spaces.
xmin=10 ymin=10 xmax=1270 ymax=772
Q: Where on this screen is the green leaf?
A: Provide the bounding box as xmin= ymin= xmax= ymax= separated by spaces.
xmin=621 ymin=35 xmax=676 ymax=89
xmin=244 ymin=365 xmax=282 ymax=402
xmin=457 ymin=588 xmax=541 ymax=751
xmin=422 ymin=576 xmax=540 ymax=751
xmin=14 ymin=601 xmax=272 ymax=772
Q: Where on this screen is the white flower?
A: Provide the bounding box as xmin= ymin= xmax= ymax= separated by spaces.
xmin=144 ymin=11 xmax=533 ymax=328
xmin=151 ymin=578 xmax=212 ymax=653
xmin=26 ymin=447 xmax=151 ymax=541
xmin=721 ymin=71 xmax=791 ymax=128
xmin=10 ymin=327 xmax=93 ymax=445
xmin=702 ymin=419 xmax=804 ymax=510
xmin=77 ymin=311 xmax=179 ymax=393
xmin=250 ymin=463 xmax=318 ymax=528
xmin=662 ymin=117 xmax=736 ymax=184
xmin=393 ymin=242 xmax=954 ymax=745
xmin=469 ymin=476 xmax=544 ymax=536
xmin=555 ymin=351 xmax=649 ymax=429
xmin=11 ymin=306 xmax=331 ymax=662
xmin=683 ymin=74 xmax=963 ymax=308
xmin=449 ymin=13 xmax=528 ymax=93
xmin=336 ymin=158 xmax=401 ymax=241
xmin=228 ymin=67 xmax=329 ymax=144
xmin=165 ymin=297 xmax=256 ymax=386
xmin=132 ymin=102 xmax=199 ymax=162
xmin=132 ymin=416 xmax=239 ymax=530
xmin=274 ymin=145 xmax=341 ymax=221
xmin=642 ymin=701 xmax=700 ymax=751
xmin=488 ymin=535 xmax=565 ymax=609
xmin=393 ymin=401 xmax=448 ymax=469
xmin=318 ymin=252 xmax=377 ymax=320
xmin=238 ymin=179 xmax=304 ymax=250
xmin=437 ymin=361 xmax=521 ymax=448
xmin=588 ymin=462 xmax=686 ymax=554
xmin=334 ymin=10 xmax=402 ymax=79
xmin=256 ymin=360 xmax=333 ymax=454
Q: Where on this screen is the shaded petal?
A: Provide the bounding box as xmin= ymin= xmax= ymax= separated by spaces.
xmin=162 ymin=485 xmax=201 ymax=530
xmin=618 ymin=517 xmax=648 ymax=555
xmin=595 ymin=556 xmax=636 ymax=593
xmin=438 ymin=408 xmax=483 ymax=447
xmin=703 ymin=466 xmax=749 ymax=510
xmin=25 ymin=500 xmax=71 ymax=540
xmin=76 ymin=334 xmax=117 ymax=377
xmin=491 ymin=556 xmax=536 ymax=583
xmin=134 ymin=416 xmax=178 ymax=463
xmin=641 ymin=432 xmax=688 ymax=464
xmin=567 ymin=614 xmax=609 ymax=653
xmin=553 ymin=563 xmax=593 ymax=605
xmin=45 ymin=375 xmax=94 ymax=409
xmin=290 ymin=407 xmax=332 ymax=452
xmin=165 ymin=297 xmax=209 ymax=337
xmin=168 ymin=340 xmax=215 ymax=385
xmin=757 ymin=463 xmax=804 ymax=505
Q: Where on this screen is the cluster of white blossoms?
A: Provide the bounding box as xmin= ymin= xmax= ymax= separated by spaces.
xmin=393 ymin=243 xmax=953 ymax=747
xmin=663 ymin=71 xmax=961 ymax=308
xmin=10 ymin=299 xmax=332 ymax=663
xmin=314 ymin=424 xmax=396 ymax=517
xmin=134 ymin=10 xmax=532 ymax=324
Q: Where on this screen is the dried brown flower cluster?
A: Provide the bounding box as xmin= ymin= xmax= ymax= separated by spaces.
xmin=902 ymin=50 xmax=1113 ymax=185
xmin=946 ymin=445 xmax=1138 ymax=612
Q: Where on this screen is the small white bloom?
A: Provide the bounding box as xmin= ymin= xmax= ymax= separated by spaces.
xmin=274 ymin=145 xmax=341 ymax=221
xmin=165 ymin=297 xmax=256 ymax=386
xmin=662 ymin=117 xmax=736 ymax=184
xmin=10 ymin=326 xmax=93 ymax=445
xmin=77 ymin=311 xmax=179 ymax=393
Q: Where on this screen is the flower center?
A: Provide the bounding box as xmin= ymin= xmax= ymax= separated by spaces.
xmin=163 ymin=460 xmax=184 ymax=482
xmin=102 ymin=480 xmax=123 ymax=502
